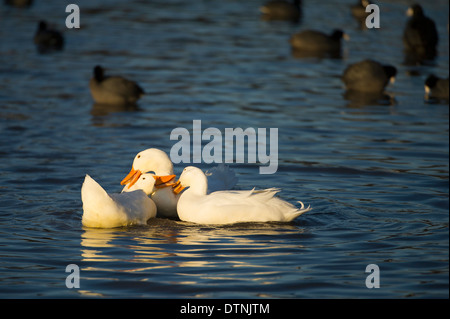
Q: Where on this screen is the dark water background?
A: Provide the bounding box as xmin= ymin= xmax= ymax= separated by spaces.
xmin=0 ymin=0 xmax=448 ymax=298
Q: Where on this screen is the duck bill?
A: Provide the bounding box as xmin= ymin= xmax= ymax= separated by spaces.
xmin=172 ymin=180 xmax=186 ymax=195
xmin=390 ymin=76 xmax=396 ymax=84
xmin=120 ymin=167 xmax=142 ymax=189
xmin=343 ymin=33 xmax=350 ymax=41
xmin=153 ymin=175 xmax=177 ymax=188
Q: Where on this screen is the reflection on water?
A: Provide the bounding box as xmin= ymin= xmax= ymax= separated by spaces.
xmin=81 ymin=219 xmax=305 ymax=265
xmin=90 ymin=102 xmax=139 ymax=117
xmin=343 ymin=90 xmax=396 ymax=108
xmin=291 ymin=47 xmax=342 ymax=60
xmin=79 ymin=219 xmax=309 ymax=297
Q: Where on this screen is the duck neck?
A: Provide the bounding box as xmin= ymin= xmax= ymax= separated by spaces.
xmin=154 ymin=163 xmax=174 ymax=176
xmin=186 ymin=174 xmax=208 ymax=196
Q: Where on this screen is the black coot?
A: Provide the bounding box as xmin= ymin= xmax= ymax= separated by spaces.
xmin=290 ymin=29 xmax=348 ymax=58
xmin=33 ymin=21 xmax=64 ymax=53
xmin=425 ymin=75 xmax=449 ymax=101
xmin=260 ymin=0 xmax=301 ymax=23
xmin=403 ymin=4 xmax=438 ymax=63
xmin=342 ymin=59 xmax=397 ymax=93
xmin=89 ymin=66 xmax=145 ymax=105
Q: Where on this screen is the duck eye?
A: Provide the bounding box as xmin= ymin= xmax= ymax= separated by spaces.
xmin=137 ymin=155 xmax=141 ymax=159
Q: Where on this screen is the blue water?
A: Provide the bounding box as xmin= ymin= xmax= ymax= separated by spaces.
xmin=0 ymin=0 xmax=448 ymax=298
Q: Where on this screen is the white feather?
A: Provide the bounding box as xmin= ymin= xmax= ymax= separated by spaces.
xmin=122 ymin=148 xmax=239 ymax=218
xmin=177 ymin=166 xmax=311 ymax=225
xmin=81 ymin=174 xmax=156 ymax=228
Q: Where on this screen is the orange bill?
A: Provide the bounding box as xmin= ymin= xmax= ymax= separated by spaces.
xmin=120 ymin=167 xmax=142 ymax=189
xmin=172 ymin=180 xmax=186 ymax=195
xmin=153 ymin=175 xmax=176 ymax=188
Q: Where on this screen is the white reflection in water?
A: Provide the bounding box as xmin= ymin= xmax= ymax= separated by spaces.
xmin=80 ymin=219 xmax=306 ymax=277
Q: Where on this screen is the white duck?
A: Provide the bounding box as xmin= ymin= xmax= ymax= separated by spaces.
xmin=175 ymin=166 xmax=311 ymax=225
xmin=120 ymin=148 xmax=238 ymax=218
xmin=81 ymin=174 xmax=157 ymax=228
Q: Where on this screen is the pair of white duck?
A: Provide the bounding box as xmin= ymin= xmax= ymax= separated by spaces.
xmin=81 ymin=148 xmax=311 ymax=228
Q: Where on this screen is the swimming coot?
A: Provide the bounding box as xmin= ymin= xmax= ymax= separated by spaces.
xmin=89 ymin=65 xmax=145 ymax=105
xmin=290 ymin=29 xmax=349 ymax=56
xmin=4 ymin=0 xmax=33 ymax=8
xmin=342 ymin=59 xmax=397 ymax=93
xmin=260 ymin=0 xmax=301 ymax=23
xmin=403 ymin=4 xmax=438 ymax=62
xmin=424 ymin=75 xmax=449 ymax=101
xmin=33 ymin=21 xmax=64 ymax=53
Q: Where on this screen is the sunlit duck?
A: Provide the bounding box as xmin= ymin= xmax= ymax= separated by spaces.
xmin=120 ymin=148 xmax=238 ymax=219
xmin=81 ymin=174 xmax=156 ymax=228
xmin=33 ymin=21 xmax=64 ymax=53
xmin=173 ymin=166 xmax=311 ymax=225
xmin=89 ymin=65 xmax=145 ymax=105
